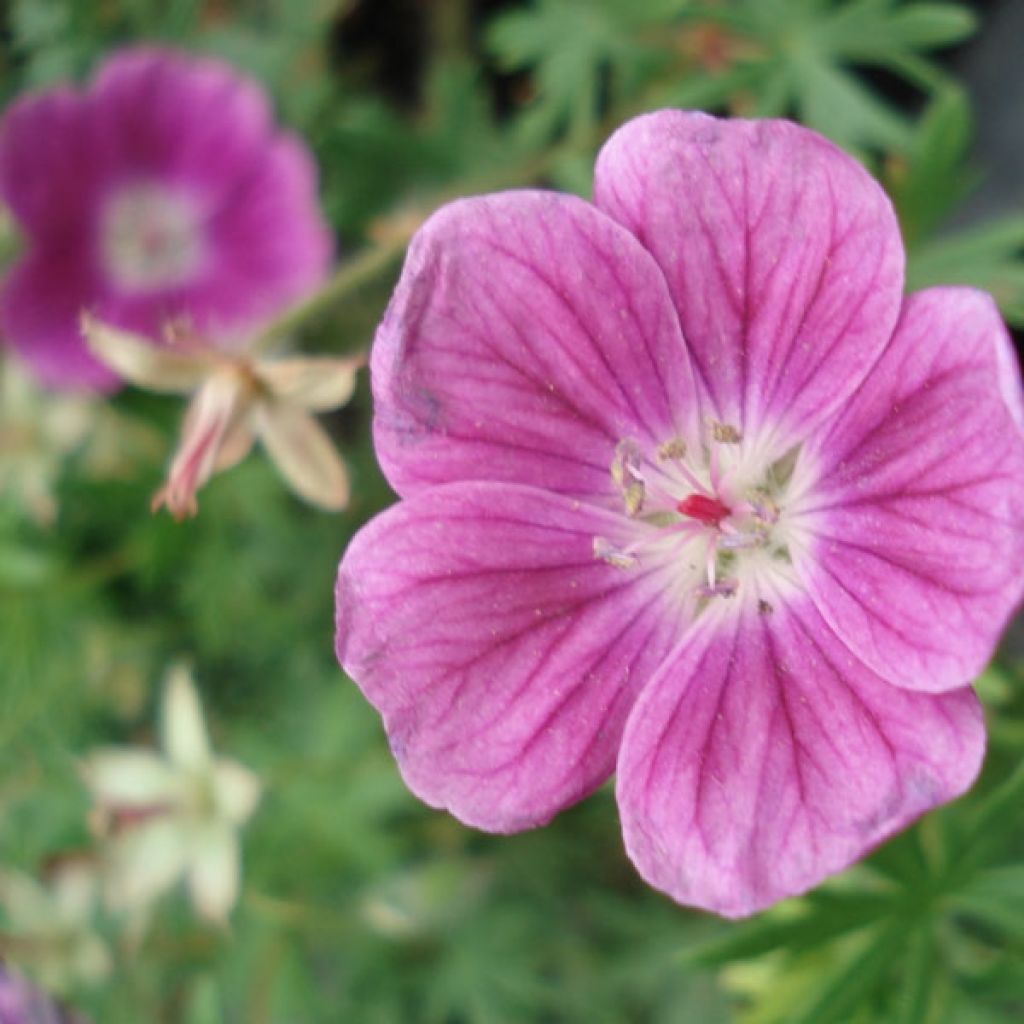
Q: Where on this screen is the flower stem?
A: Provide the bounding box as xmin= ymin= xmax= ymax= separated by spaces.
xmin=251 ymin=235 xmax=410 ymax=353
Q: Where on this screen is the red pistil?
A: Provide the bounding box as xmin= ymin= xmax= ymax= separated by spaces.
xmin=677 ymin=493 xmax=730 ymax=527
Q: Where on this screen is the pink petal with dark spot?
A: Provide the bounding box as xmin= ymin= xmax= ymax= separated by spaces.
xmin=371 ymin=190 xmax=702 ymax=502
xmin=336 ymin=482 xmax=684 ymax=831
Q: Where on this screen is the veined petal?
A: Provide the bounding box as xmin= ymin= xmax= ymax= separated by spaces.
xmin=594 ymin=111 xmax=903 ymax=441
xmin=372 ymin=190 xmax=701 ymax=501
xmin=336 ymin=482 xmax=683 ymax=831
xmin=81 ymin=313 xmax=213 ymax=392
xmin=255 ymin=402 xmax=350 ymax=511
xmin=796 ymin=288 xmax=1024 ymax=693
xmin=256 ymin=354 xmax=362 ymax=411
xmin=616 ymin=594 xmax=984 ymax=918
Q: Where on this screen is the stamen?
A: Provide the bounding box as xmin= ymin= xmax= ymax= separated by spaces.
xmin=705 ymin=535 xmax=718 ymax=589
xmin=697 ymin=578 xmax=738 ymax=599
xmin=656 ymin=437 xmax=687 ymax=462
xmin=711 ymin=421 xmax=742 ymax=444
xmin=596 ymin=427 xmax=794 ymax=604
xmin=611 ymin=439 xmax=645 ymax=516
xmin=717 ymin=531 xmax=765 ymax=550
xmin=593 ymin=537 xmax=637 ymax=569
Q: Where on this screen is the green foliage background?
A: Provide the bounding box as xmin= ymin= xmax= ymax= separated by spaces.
xmin=1 ymin=1 xmax=1023 ymax=1021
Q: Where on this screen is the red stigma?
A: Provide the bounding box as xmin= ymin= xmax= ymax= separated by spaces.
xmin=677 ymin=493 xmax=731 ymax=527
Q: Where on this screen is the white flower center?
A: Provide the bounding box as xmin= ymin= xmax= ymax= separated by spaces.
xmin=100 ymin=182 xmax=205 ymax=292
xmin=594 ymin=422 xmax=809 ymax=607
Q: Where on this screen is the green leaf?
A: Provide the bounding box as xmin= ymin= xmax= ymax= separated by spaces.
xmin=896 ymin=925 xmax=937 ymax=1024
xmin=887 ymin=85 xmax=974 ymax=243
xmin=821 ymin=2 xmax=976 ymax=62
xmin=950 ymin=865 xmax=1024 ymax=940
xmin=486 ymin=0 xmax=658 ymax=143
xmin=907 ymin=216 xmax=1024 ymax=326
xmin=788 ymin=924 xmax=904 ymax=1024
xmin=796 ymin=56 xmax=909 ymax=150
xmin=943 ymin=760 xmax=1024 ymax=886
xmin=681 ymin=890 xmax=897 ymax=967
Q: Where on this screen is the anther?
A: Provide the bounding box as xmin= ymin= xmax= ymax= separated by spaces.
xmin=593 ymin=537 xmax=637 ymax=569
xmin=711 ymin=421 xmax=742 ymax=444
xmin=611 ymin=439 xmax=645 ymax=516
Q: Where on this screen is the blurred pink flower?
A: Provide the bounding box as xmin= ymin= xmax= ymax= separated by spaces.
xmin=0 ymin=47 xmax=332 ymax=391
xmin=335 ymin=111 xmax=1024 ymax=916
xmin=0 ymin=967 xmax=86 ymax=1024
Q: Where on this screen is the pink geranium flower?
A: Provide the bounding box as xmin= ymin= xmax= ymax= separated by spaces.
xmin=0 ymin=47 xmax=331 ymax=391
xmin=335 ymin=111 xmax=1024 ymax=916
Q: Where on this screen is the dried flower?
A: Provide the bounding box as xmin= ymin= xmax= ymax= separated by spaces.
xmin=81 ymin=665 xmax=261 ymax=923
xmin=0 ymin=47 xmax=331 ymax=391
xmin=336 ymin=111 xmax=1024 ymax=916
xmin=82 ymin=316 xmax=359 ymax=516
xmin=0 ymin=864 xmax=109 ymax=994
xmin=0 ymin=359 xmax=93 ymax=525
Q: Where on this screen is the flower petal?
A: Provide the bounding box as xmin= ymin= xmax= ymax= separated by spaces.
xmin=212 ymin=759 xmax=262 ymax=826
xmin=81 ymin=313 xmax=212 ymax=392
xmin=187 ymin=824 xmax=240 ymax=923
xmin=0 ymin=87 xmax=94 ymax=237
xmin=162 ymin=665 xmax=211 ymax=770
xmin=152 ymin=370 xmax=249 ymax=519
xmin=371 ymin=190 xmax=701 ymax=501
xmin=104 ymin=819 xmax=190 ymax=912
xmin=194 ymin=133 xmax=333 ymax=329
xmin=335 ymin=482 xmax=683 ymax=831
xmin=1 ymin=252 xmax=116 ymax=392
xmin=81 ymin=749 xmax=179 ymax=808
xmin=594 ymin=111 xmax=904 ymax=440
xmin=795 ymin=288 xmax=1024 ymax=693
xmin=87 ymin=47 xmax=272 ymax=205
xmin=256 ymin=354 xmax=362 ymax=411
xmin=616 ymin=595 xmax=984 ymax=918
xmin=255 ymin=402 xmax=350 ymax=510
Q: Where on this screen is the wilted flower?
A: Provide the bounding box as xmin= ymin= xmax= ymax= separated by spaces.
xmin=81 ymin=665 xmax=261 ymax=923
xmin=0 ymin=47 xmax=331 ymax=391
xmin=82 ymin=316 xmax=359 ymax=516
xmin=336 ymin=111 xmax=1024 ymax=916
xmin=0 ymin=864 xmax=109 ymax=994
xmin=0 ymin=965 xmax=87 ymax=1024
xmin=0 ymin=359 xmax=93 ymax=525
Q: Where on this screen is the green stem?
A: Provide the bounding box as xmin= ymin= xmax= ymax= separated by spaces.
xmin=250 ymin=236 xmax=409 ymax=353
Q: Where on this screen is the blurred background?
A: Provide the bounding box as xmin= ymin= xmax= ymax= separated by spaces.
xmin=1 ymin=1 xmax=1023 ymax=1021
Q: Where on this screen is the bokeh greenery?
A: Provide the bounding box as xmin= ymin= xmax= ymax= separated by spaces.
xmin=1 ymin=1 xmax=1022 ymax=1021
